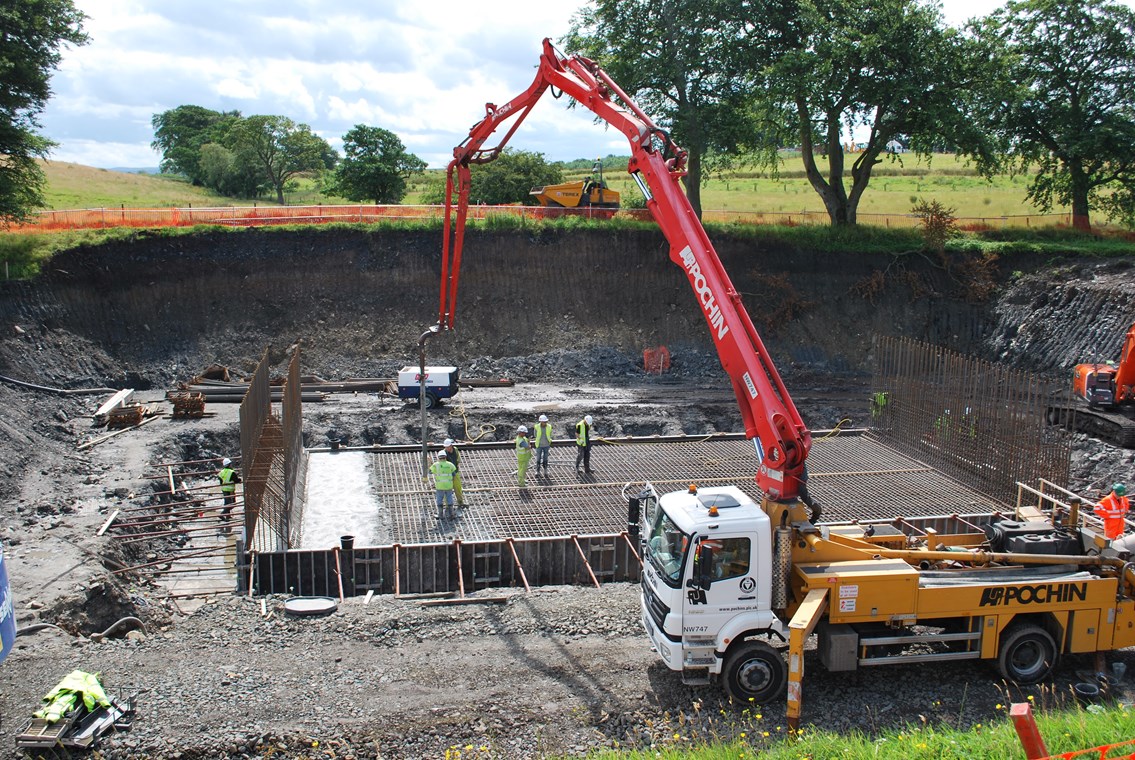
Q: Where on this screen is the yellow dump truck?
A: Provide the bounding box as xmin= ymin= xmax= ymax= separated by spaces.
xmin=636 ymin=480 xmax=1135 ymax=728
xmin=529 ymin=158 xmax=619 ymax=217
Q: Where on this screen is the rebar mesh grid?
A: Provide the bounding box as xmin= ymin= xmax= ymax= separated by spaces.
xmin=871 ymin=336 xmax=1071 ymax=504
xmin=363 ymin=433 xmax=1006 ymax=546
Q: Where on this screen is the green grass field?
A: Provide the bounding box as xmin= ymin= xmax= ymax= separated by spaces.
xmin=38 ymin=153 xmax=1067 ymax=224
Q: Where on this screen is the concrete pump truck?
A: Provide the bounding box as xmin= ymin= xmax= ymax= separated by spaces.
xmin=432 ymin=38 xmax=1135 ymax=729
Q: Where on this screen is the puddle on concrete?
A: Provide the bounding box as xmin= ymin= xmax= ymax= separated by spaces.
xmin=301 ymin=451 xmax=380 ymax=548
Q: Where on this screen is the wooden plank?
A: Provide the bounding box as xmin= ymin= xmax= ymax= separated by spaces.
xmin=77 ymin=415 xmax=158 ymax=450
xmin=419 ymin=596 xmax=510 ymax=607
xmin=95 ymin=509 xmax=120 ymax=537
xmin=94 ymin=388 xmax=134 ymax=421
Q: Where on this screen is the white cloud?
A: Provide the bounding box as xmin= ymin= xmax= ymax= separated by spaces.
xmin=39 ymin=0 xmax=1135 ymax=170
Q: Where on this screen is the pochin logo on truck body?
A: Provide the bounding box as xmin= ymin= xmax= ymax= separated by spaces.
xmin=678 ymin=246 xmax=730 ymax=341
xmin=979 ymin=582 xmax=1088 ymax=607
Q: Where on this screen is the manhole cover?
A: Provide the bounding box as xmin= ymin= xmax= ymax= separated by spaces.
xmin=283 ymin=596 xmax=338 ymax=616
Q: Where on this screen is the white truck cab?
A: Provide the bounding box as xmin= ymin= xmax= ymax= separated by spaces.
xmin=639 ymin=484 xmax=787 ymax=701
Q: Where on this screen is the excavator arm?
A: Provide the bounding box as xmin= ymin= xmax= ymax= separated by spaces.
xmin=1116 ymin=321 xmax=1135 ymax=404
xmin=437 ymin=38 xmax=811 ymax=500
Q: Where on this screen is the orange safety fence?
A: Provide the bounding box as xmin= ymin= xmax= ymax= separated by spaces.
xmin=4 ymin=204 xmax=1072 ymax=234
xmin=643 ymin=346 xmax=671 ymax=375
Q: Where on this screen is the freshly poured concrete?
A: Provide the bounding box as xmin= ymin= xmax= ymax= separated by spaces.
xmin=301 ymin=451 xmax=381 ymax=548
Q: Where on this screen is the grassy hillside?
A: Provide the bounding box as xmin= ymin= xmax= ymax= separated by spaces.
xmin=40 ymin=153 xmax=1068 ymax=221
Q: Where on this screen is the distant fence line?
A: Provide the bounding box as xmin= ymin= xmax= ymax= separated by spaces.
xmin=4 ymin=203 xmax=1072 ymax=233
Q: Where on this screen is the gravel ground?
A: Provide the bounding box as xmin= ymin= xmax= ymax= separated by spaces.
xmin=0 ymin=366 xmax=1133 ymax=759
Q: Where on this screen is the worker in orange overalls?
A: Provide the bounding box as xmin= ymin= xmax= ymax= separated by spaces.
xmin=1094 ymin=483 xmax=1130 ymax=540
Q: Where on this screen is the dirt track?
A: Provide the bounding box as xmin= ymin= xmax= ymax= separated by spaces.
xmin=1 ymin=229 xmax=1134 ymax=756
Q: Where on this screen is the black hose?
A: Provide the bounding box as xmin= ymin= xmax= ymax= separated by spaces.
xmin=17 ymin=616 xmax=147 ymax=641
xmin=15 ymin=622 xmax=69 ymax=636
xmin=89 ymin=616 xmax=146 ymax=642
xmin=0 ymin=374 xmax=117 ymax=396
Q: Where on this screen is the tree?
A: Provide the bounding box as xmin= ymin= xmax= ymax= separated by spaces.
xmin=0 ymin=0 xmax=87 ymax=225
xmin=564 ymin=0 xmax=751 ymax=218
xmin=151 ymin=106 xmax=242 ymax=185
xmin=198 ymin=142 xmax=266 ymax=198
xmin=469 ymin=148 xmax=562 ymax=205
xmin=226 ymin=115 xmax=336 ymax=204
xmin=328 ymin=125 xmax=426 ymax=204
xmin=970 ymin=0 xmax=1135 ymax=231
xmin=749 ymin=0 xmax=995 ymax=225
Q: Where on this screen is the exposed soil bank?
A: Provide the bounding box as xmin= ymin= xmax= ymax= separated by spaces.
xmin=0 ymin=227 xmax=1027 ymax=387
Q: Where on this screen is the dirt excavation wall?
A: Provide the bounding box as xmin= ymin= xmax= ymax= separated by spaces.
xmin=0 ymin=227 xmax=1034 ymax=386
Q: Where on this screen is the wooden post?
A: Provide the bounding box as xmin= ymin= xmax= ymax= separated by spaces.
xmin=1009 ymin=703 xmax=1049 ymax=759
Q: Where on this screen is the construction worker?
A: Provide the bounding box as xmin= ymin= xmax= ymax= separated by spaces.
xmin=443 ymin=438 xmax=465 ymax=507
xmin=575 ymin=415 xmax=594 ymax=474
xmin=429 ymin=450 xmax=458 ymax=521
xmin=217 ymin=457 xmax=240 ymax=531
xmin=1095 ymin=483 xmax=1130 ymax=540
xmin=533 ymin=414 xmax=553 ymax=476
xmin=515 ymin=425 xmax=533 ymax=488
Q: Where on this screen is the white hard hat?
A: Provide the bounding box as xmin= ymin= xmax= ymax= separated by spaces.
xmin=518 ymin=425 xmax=528 ymax=433
xmin=437 ymin=451 xmax=447 ymax=458
xmin=222 ymin=458 xmax=232 ymax=466
xmin=538 ymin=414 xmax=548 ymax=422
xmin=584 ymin=415 xmax=593 ymax=425
xmin=443 ymin=438 xmax=454 ymax=446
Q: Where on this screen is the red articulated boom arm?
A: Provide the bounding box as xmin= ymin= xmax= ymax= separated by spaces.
xmin=1116 ymin=321 xmax=1135 ymax=403
xmin=437 ymin=38 xmax=811 ymax=501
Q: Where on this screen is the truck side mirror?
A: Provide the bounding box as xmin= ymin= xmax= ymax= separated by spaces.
xmin=696 ymin=546 xmax=714 ymax=589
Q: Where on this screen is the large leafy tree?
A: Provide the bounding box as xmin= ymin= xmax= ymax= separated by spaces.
xmin=226 ymin=115 xmax=336 ymax=204
xmin=750 ymin=0 xmax=994 ymax=226
xmin=328 ymin=125 xmax=426 ymax=204
xmin=469 ymin=148 xmax=562 ymax=205
xmin=0 ymin=0 xmax=87 ymax=225
xmin=564 ymin=0 xmax=751 ymax=218
xmin=151 ymin=105 xmax=242 ymax=186
xmin=969 ymin=0 xmax=1135 ymax=231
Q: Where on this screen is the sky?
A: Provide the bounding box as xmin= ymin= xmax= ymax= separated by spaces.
xmin=34 ymin=0 xmax=1104 ymax=170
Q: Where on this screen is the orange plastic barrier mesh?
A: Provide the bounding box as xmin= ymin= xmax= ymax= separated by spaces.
xmin=643 ymin=346 xmax=671 ymax=375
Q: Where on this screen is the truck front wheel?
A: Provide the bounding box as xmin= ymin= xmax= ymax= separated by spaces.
xmin=996 ymin=623 xmax=1057 ymax=683
xmin=722 ymin=641 xmax=786 ymax=704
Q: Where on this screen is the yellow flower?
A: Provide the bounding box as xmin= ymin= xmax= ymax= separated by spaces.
xmin=762 ymin=731 xmax=770 ymax=738
xmin=995 ymin=704 xmax=1003 ymax=710
xmin=1027 ymin=695 xmax=1035 ymax=702
xmin=756 ymin=714 xmax=762 ymax=719
xmin=465 ymin=745 xmax=474 ymax=751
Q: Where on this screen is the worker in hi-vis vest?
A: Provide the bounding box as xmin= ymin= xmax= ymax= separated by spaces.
xmin=217 ymin=457 xmax=241 ymax=532
xmin=1095 ymin=482 xmax=1130 ymax=540
xmin=575 ymin=415 xmax=593 ymax=474
xmin=429 ymin=450 xmax=458 ymax=522
xmin=515 ymin=425 xmax=533 ymax=488
xmin=533 ymin=414 xmax=553 ymax=476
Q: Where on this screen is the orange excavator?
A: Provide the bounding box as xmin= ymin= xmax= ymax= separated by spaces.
xmin=1061 ymin=320 xmax=1135 ymax=446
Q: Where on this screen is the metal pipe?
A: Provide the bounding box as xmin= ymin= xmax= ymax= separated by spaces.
xmin=572 ymin=535 xmax=601 ymax=588
xmin=506 ymin=538 xmax=531 ymax=592
xmin=453 ymin=539 xmax=466 ymax=598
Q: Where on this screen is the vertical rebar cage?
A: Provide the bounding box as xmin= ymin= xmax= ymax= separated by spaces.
xmin=870 ymin=336 xmax=1071 ymax=504
xmin=242 ymin=348 xmax=306 ymax=552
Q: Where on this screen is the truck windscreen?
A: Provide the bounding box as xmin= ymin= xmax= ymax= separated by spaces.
xmin=646 ymin=510 xmax=690 ymax=587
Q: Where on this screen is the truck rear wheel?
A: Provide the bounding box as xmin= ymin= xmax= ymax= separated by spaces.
xmin=723 ymin=641 xmax=786 ymax=704
xmin=996 ymin=623 xmax=1057 ymax=683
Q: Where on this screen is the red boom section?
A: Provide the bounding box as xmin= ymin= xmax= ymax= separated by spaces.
xmin=1116 ymin=321 xmax=1135 ymax=403
xmin=438 ymin=38 xmax=811 ymax=500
